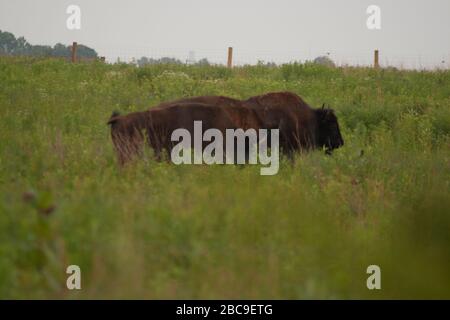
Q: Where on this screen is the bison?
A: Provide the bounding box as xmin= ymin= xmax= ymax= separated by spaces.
xmin=150 ymin=91 xmax=344 ymax=155
xmin=108 ymin=102 xmax=245 ymax=165
xmin=244 ymin=92 xmax=344 ymax=155
xmin=108 ymin=92 xmax=344 ymax=165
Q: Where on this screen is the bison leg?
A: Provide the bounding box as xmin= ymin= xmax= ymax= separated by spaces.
xmin=146 ymin=129 xmax=164 ymax=162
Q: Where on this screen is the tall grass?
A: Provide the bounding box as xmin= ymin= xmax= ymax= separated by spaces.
xmin=0 ymin=57 xmax=449 ymax=298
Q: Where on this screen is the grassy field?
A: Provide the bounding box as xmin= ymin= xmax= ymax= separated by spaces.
xmin=0 ymin=57 xmax=449 ymax=299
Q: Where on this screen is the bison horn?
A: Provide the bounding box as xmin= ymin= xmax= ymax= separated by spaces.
xmin=321 ymin=103 xmax=325 ymax=110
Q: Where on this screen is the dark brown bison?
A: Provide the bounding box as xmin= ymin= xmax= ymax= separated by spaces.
xmin=108 ymin=92 xmax=344 ymax=165
xmin=108 ymin=102 xmax=242 ymax=165
xmin=151 ymin=91 xmax=344 ymax=155
xmin=244 ymin=92 xmax=344 ymax=155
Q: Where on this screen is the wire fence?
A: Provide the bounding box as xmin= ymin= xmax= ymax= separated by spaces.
xmin=90 ymin=45 xmax=450 ymax=70
xmin=4 ymin=43 xmax=448 ymax=70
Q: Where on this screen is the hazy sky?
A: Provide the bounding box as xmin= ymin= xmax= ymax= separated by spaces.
xmin=1 ymin=0 xmax=449 ymax=67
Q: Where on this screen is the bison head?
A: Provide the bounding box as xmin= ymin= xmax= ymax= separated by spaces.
xmin=315 ymin=105 xmax=344 ymax=153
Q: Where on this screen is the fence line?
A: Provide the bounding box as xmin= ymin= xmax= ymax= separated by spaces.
xmin=13 ymin=42 xmax=450 ymax=70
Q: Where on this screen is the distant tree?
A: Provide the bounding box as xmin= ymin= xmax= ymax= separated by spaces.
xmin=30 ymin=45 xmax=53 ymax=57
xmin=159 ymin=57 xmax=183 ymax=64
xmin=137 ymin=56 xmax=183 ymax=66
xmin=0 ymin=30 xmax=18 ymax=55
xmin=313 ymin=56 xmax=336 ymax=67
xmin=257 ymin=60 xmax=277 ymax=67
xmin=0 ymin=30 xmax=97 ymax=59
xmin=137 ymin=56 xmax=149 ymax=67
xmin=52 ymin=43 xmax=69 ymax=57
xmin=196 ymin=58 xmax=210 ymax=66
xmin=15 ymin=36 xmax=31 ymax=55
xmin=76 ymin=44 xmax=98 ymax=59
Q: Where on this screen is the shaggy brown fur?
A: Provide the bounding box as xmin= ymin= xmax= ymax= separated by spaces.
xmin=108 ymin=103 xmax=240 ymax=165
xmin=150 ymin=91 xmax=343 ymax=154
xmin=108 ymin=92 xmax=344 ymax=165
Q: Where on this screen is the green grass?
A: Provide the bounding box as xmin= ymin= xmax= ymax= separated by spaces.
xmin=0 ymin=57 xmax=449 ymax=299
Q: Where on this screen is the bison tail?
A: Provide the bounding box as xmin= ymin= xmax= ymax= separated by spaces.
xmin=107 ymin=111 xmax=121 ymax=125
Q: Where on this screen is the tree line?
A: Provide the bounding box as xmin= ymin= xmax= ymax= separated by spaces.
xmin=136 ymin=56 xmax=211 ymax=67
xmin=0 ymin=30 xmax=97 ymax=59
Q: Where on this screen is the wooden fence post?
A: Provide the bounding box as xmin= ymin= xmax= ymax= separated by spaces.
xmin=227 ymin=47 xmax=233 ymax=68
xmin=71 ymin=42 xmax=78 ymax=63
xmin=374 ymin=49 xmax=379 ymax=68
